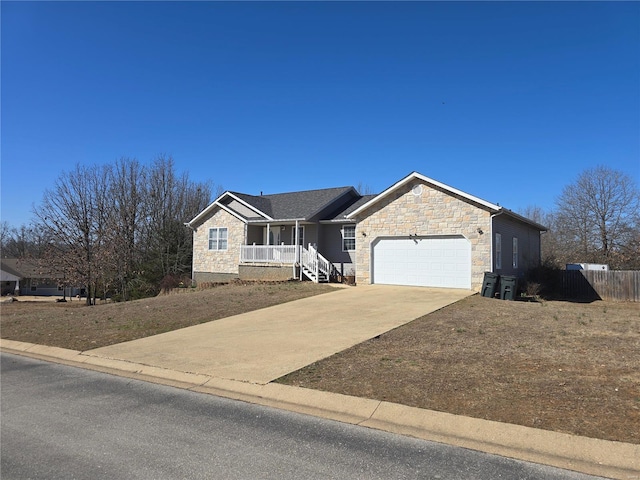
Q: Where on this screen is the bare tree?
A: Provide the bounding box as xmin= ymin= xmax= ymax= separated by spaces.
xmin=34 ymin=164 xmax=112 ymax=305
xmin=145 ymin=156 xmax=212 ymax=281
xmin=0 ymin=221 xmax=10 ymax=256
xmin=356 ymin=181 xmax=375 ymax=195
xmin=108 ymin=158 xmax=148 ymax=300
xmin=0 ymin=222 xmax=50 ymax=258
xmin=31 ymin=157 xmax=215 ymax=301
xmin=554 ymin=166 xmax=639 ymax=268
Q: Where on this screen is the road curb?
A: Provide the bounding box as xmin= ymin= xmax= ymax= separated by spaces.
xmin=2 ymin=340 xmax=638 ymax=480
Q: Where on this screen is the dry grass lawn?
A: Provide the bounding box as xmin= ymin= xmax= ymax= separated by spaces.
xmin=0 ymin=282 xmax=336 ymax=350
xmin=2 ymin=284 xmax=638 ymax=444
xmin=278 ymin=295 xmax=640 ymax=444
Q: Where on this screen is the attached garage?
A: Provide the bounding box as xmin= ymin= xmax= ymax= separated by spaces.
xmin=371 ymin=235 xmax=471 ymax=289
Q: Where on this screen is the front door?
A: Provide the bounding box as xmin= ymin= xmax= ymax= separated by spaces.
xmin=291 ymin=226 xmax=305 ymax=246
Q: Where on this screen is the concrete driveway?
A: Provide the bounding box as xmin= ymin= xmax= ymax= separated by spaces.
xmin=86 ymin=285 xmax=472 ymax=384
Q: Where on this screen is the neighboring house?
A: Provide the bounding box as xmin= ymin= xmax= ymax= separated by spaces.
xmin=1 ymin=261 xmax=22 ymax=296
xmin=0 ymin=258 xmax=81 ymax=297
xmin=186 ymin=172 xmax=546 ymax=291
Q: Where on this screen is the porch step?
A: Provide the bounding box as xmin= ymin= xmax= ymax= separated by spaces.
xmin=301 ymin=266 xmax=329 ymax=283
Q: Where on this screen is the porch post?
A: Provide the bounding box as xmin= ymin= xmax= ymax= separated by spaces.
xmin=295 ymin=220 xmax=301 ymax=280
xmin=266 ymin=223 xmax=270 ymax=245
xmin=294 ymin=220 xmax=300 ymax=262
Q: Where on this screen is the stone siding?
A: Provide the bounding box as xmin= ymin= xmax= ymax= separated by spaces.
xmin=354 ymin=180 xmax=492 ymax=290
xmin=192 ymin=208 xmax=245 ymax=275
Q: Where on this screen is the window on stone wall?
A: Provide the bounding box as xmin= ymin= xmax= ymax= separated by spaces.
xmin=208 ymin=227 xmax=228 ymax=251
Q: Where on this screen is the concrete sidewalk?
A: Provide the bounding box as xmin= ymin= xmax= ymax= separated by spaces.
xmin=1 ymin=285 xmax=638 ymax=479
xmin=1 ymin=340 xmax=638 ymax=480
xmin=85 ymin=285 xmax=472 ymax=384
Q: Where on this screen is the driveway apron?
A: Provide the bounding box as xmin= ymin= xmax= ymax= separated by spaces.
xmin=86 ymin=286 xmax=472 ymax=384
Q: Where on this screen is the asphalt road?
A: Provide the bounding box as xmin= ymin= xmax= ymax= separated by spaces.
xmin=1 ymin=353 xmax=604 ymax=480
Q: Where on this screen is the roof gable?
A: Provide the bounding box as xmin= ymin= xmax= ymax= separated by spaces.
xmin=347 ymin=172 xmax=500 ymax=219
xmin=346 ymin=172 xmax=546 ymax=231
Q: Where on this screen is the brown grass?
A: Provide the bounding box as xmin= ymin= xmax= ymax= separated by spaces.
xmin=0 ymin=282 xmax=336 ymax=350
xmin=278 ymin=295 xmax=640 ymax=444
xmin=2 ymin=285 xmax=638 ymax=444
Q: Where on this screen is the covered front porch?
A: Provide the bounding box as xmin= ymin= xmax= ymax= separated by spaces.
xmin=240 ymin=221 xmax=333 ymax=283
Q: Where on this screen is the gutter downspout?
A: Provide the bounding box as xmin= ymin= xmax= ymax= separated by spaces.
xmin=184 ymin=222 xmax=196 ymax=286
xmin=489 ymin=209 xmax=504 ymax=273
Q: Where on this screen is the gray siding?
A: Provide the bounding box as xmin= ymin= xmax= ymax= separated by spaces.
xmin=245 ymin=224 xmax=319 ymax=246
xmin=246 ymin=225 xmax=263 ymax=245
xmin=319 ymin=223 xmax=356 ymax=275
xmin=276 ymin=224 xmax=318 ymax=247
xmin=226 ymin=199 xmax=259 ymax=218
xmin=492 ymin=214 xmax=542 ymax=276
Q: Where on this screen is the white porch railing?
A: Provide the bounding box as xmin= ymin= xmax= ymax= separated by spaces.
xmin=240 ymin=244 xmax=334 ymax=283
xmin=240 ymin=245 xmax=297 ymax=264
xmin=301 ymin=245 xmax=332 ymax=283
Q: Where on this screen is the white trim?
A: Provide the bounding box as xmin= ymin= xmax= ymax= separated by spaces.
xmin=215 ymin=202 xmax=249 ymax=223
xmin=341 ymin=224 xmax=356 ymax=252
xmin=495 ymin=233 xmax=502 ymax=270
xmin=187 ymin=191 xmax=272 ymax=227
xmin=347 ymin=171 xmax=501 ymax=219
xmin=208 ymin=227 xmax=228 ymax=251
xmin=187 ymin=196 xmax=223 ymax=226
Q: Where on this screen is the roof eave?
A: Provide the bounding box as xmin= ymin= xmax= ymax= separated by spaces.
xmin=499 ymin=209 xmax=548 ymax=231
xmin=247 ymin=218 xmax=306 ymax=224
xmin=187 ymin=191 xmax=273 ymax=227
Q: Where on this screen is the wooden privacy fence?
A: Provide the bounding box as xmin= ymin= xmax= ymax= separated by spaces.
xmin=561 ymin=270 xmax=640 ymax=302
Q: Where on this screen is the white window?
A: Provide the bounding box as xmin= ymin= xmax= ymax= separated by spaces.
xmin=208 ymin=227 xmax=228 ymax=251
xmin=342 ymin=225 xmax=356 ymax=251
xmin=495 ymin=233 xmax=502 ymax=270
xmin=512 ymin=237 xmax=518 ymax=269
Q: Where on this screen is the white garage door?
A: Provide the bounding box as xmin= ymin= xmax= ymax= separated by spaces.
xmin=372 ymin=236 xmax=471 ymax=289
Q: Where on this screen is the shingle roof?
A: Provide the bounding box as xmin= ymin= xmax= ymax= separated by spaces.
xmin=329 ymin=194 xmax=378 ymax=220
xmin=1 ymin=259 xmax=23 ymax=278
xmin=231 ymin=186 xmax=355 ymax=221
xmin=0 ymin=258 xmax=54 ymax=279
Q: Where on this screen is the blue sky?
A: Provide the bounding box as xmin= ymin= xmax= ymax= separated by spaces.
xmin=2 ymin=1 xmax=639 ymax=227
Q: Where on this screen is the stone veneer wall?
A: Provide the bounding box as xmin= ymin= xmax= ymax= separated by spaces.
xmin=353 ymin=180 xmax=493 ymax=291
xmin=192 ymin=208 xmax=246 ymax=275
